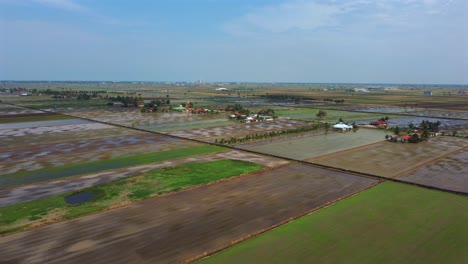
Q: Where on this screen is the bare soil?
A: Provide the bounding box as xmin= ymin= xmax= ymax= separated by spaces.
xmin=399 ymin=149 xmax=468 ymax=192
xmin=308 ymin=136 xmax=466 ymax=178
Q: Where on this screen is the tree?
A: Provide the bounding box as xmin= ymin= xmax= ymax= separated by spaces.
xmin=316 ymin=110 xmax=327 ymax=119
xmin=393 ymin=126 xmax=400 ymax=135
xmin=338 ymin=117 xmax=344 ymax=123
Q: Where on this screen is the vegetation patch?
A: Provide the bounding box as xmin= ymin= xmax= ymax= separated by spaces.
xmin=0 ymin=145 xmax=226 ymax=188
xmin=0 ymin=114 xmax=73 ymax=124
xmin=0 ymin=159 xmax=263 ymax=234
xmin=198 ymin=182 xmax=468 ymax=264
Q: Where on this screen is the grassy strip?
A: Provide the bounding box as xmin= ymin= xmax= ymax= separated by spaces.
xmin=0 ymin=159 xmax=262 ymax=234
xmin=198 ymin=182 xmax=468 ymax=264
xmin=0 ymin=114 xmax=74 ymax=124
xmin=0 ymin=145 xmax=226 ymax=189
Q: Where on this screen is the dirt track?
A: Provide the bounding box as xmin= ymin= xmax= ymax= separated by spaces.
xmin=0 ymin=164 xmax=377 ymax=263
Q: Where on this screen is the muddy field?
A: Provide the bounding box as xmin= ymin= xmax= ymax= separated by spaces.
xmin=57 ymin=107 xmax=233 ymax=129
xmin=0 ymin=133 xmax=197 ymax=175
xmin=0 ymin=164 xmax=377 ymax=263
xmin=0 ymin=122 xmax=113 ymax=137
xmin=354 ymin=116 xmax=468 ymax=128
xmin=308 ymin=136 xmax=467 ymax=178
xmin=240 ymin=128 xmax=387 ymax=160
xmin=167 ymin=119 xmax=311 ymax=142
xmin=0 ymin=103 xmax=43 ymax=115
xmin=341 ymin=105 xmax=468 ymax=119
xmin=399 ymin=149 xmax=468 ymax=192
xmin=0 ymin=127 xmax=144 ymax=149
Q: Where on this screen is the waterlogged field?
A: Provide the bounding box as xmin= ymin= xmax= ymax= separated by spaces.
xmin=240 ymin=128 xmax=388 ymax=160
xmin=0 ymin=145 xmax=224 ymax=189
xmin=274 ymin=107 xmax=402 ymax=123
xmin=309 ymin=136 xmax=466 ymax=178
xmin=0 ymin=103 xmax=43 ymax=115
xmin=199 ymin=182 xmax=468 ymax=264
xmin=341 ymin=105 xmax=468 ymax=119
xmin=0 ymin=159 xmax=262 ymax=234
xmin=167 ymin=119 xmax=313 ymax=142
xmin=399 ymin=149 xmax=468 ymax=192
xmin=57 ymin=107 xmax=236 ymax=130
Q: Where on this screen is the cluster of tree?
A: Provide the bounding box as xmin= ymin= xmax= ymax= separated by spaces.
xmin=390 ymin=120 xmax=442 ymax=143
xmin=107 ymin=95 xmax=142 ymax=106
xmin=1 ymin=87 xmax=28 ymax=93
xmin=316 ymin=110 xmax=327 ymax=119
xmin=215 ymin=124 xmax=325 ymax=145
xmin=257 ymin=108 xmax=276 ymax=116
xmin=140 ymin=99 xmax=171 ymax=113
xmin=379 ymin=116 xmax=390 ymax=121
xmin=226 ymin=104 xmax=250 ymax=115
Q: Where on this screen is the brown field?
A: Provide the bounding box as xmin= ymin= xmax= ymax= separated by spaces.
xmin=399 ymin=149 xmax=468 ymax=192
xmin=308 ymin=136 xmax=467 ymax=178
xmin=0 ymin=164 xmax=377 ymax=263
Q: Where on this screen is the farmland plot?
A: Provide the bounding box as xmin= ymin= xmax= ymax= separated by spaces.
xmin=241 ymin=128 xmax=387 ymax=160
xmin=167 ymin=119 xmax=312 ymax=142
xmin=0 ymin=164 xmax=377 ymax=263
xmin=199 ymin=182 xmax=468 ymax=264
xmin=399 ymin=149 xmax=468 ymax=193
xmin=309 ymin=136 xmax=466 ymax=178
xmin=0 ymin=134 xmax=197 ymax=175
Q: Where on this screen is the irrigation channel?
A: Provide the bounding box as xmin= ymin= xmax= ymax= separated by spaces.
xmin=6 ymin=103 xmax=468 ymax=197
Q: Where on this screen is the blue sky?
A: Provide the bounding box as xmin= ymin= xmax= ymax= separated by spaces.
xmin=0 ymin=0 xmax=467 ymax=84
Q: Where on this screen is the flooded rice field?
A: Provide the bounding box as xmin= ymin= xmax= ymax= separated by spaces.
xmin=0 ymin=122 xmax=113 ymax=137
xmin=0 ymin=103 xmax=43 ymax=115
xmin=0 ymin=119 xmax=90 ymax=129
xmin=0 ymin=133 xmax=197 ymax=176
xmin=166 ymin=119 xmax=310 ymax=142
xmin=57 ymin=107 xmax=232 ymax=128
xmin=240 ymin=128 xmax=387 ymax=160
xmin=342 ymin=106 xmax=468 ymax=119
xmin=0 ymin=127 xmax=144 ymax=149
xmin=399 ymin=149 xmax=468 ymax=192
xmin=355 ymin=116 xmax=468 ymax=128
xmin=308 ymin=136 xmax=467 ymax=178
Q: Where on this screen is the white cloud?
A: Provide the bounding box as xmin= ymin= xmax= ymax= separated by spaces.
xmin=223 ymin=0 xmax=460 ymax=36
xmin=224 ymin=0 xmax=343 ymax=35
xmin=32 ymin=0 xmax=89 ymax=13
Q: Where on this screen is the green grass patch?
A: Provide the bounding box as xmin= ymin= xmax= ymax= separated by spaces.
xmin=0 ymin=114 xmax=73 ymax=124
xmin=0 ymin=145 xmax=226 ymax=188
xmin=199 ymin=182 xmax=468 ymax=264
xmin=0 ymin=159 xmax=262 ymax=234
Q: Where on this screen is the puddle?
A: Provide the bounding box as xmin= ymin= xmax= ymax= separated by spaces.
xmin=65 ymin=192 xmax=96 ymax=205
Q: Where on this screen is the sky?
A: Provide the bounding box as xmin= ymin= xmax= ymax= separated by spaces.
xmin=0 ymin=0 xmax=467 ymax=84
